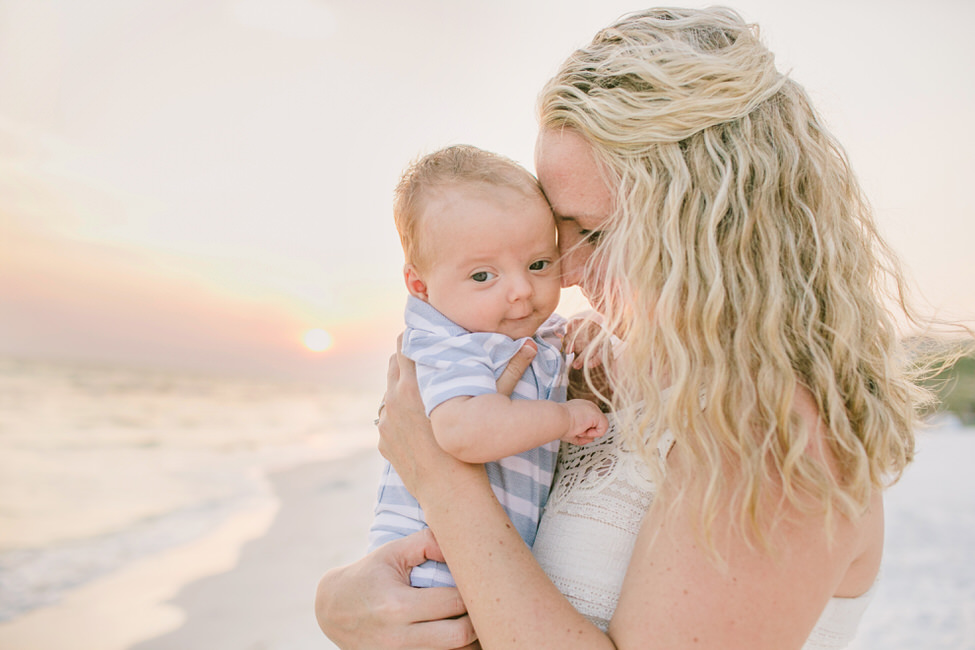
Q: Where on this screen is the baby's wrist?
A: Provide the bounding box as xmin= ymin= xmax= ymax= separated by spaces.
xmin=562 ymin=399 xmax=584 ymax=434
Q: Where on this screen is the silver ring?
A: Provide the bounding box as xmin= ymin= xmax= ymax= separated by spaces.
xmin=374 ymin=401 xmax=386 ymax=426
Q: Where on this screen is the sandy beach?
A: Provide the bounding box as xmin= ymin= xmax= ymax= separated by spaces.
xmin=0 ymin=450 xmax=383 ymax=650
xmin=1 ymin=425 xmax=973 ymax=649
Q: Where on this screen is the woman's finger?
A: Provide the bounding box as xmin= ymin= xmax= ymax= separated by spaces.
xmin=315 ymin=529 xmax=474 ymax=650
xmin=387 ymin=341 xmax=402 ymax=385
xmin=401 ymin=615 xmax=478 ymax=650
xmin=496 ymin=340 xmax=537 ymax=396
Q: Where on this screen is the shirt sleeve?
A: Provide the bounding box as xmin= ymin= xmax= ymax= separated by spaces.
xmin=403 ymin=328 xmax=517 ymax=416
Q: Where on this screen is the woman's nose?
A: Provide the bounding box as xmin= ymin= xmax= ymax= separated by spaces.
xmin=560 ymin=257 xmax=583 ymax=288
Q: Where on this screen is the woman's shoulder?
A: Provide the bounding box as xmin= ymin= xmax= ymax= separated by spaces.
xmin=792 ymin=384 xmax=885 ymax=599
xmin=791 ymin=385 xmax=840 ymax=473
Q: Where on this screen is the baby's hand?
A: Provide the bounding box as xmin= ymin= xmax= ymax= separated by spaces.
xmin=561 ymin=398 xmax=609 ymax=446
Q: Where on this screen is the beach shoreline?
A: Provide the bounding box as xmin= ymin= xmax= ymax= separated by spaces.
xmin=0 ymin=449 xmax=384 ymax=650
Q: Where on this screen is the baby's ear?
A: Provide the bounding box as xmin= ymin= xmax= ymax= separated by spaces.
xmin=404 ymin=264 xmax=429 ymax=301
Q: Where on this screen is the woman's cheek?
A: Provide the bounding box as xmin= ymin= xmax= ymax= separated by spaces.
xmin=557 ymin=243 xmax=588 ymax=287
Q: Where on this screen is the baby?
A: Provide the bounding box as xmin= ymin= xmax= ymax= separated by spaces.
xmin=368 ymin=145 xmax=609 ymax=588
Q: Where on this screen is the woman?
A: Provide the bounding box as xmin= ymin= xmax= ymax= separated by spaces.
xmin=316 ymin=8 xmax=964 ymax=649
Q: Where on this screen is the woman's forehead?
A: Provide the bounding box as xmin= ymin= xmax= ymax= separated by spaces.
xmin=535 ymin=129 xmax=614 ymax=230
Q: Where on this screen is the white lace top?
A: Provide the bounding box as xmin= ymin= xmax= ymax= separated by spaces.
xmin=532 ymin=417 xmax=875 ymax=648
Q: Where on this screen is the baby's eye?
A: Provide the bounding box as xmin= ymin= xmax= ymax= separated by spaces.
xmin=581 ymin=229 xmax=604 ymax=245
xmin=471 ymin=271 xmax=496 ymax=283
xmin=529 ymin=260 xmax=550 ymax=271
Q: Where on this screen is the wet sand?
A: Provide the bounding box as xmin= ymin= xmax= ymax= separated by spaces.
xmin=0 ymin=450 xmax=383 ymax=650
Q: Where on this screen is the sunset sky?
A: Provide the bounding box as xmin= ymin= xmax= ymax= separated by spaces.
xmin=2 ymin=0 xmax=973 ymax=387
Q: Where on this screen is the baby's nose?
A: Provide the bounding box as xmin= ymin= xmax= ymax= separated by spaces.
xmin=508 ymin=274 xmax=534 ymax=301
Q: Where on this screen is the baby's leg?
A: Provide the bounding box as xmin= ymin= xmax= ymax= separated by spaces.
xmin=369 ymin=462 xmax=456 ymax=587
xmin=368 ymin=462 xmax=427 ymax=550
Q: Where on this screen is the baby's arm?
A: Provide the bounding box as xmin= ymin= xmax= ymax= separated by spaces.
xmin=430 ymin=395 xmax=607 ymax=464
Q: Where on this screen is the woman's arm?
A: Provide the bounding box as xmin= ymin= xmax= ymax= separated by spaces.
xmin=379 ymin=347 xmax=614 ymax=649
xmin=313 ymin=341 xmax=539 ymax=650
xmin=382 ymin=351 xmax=871 ymax=650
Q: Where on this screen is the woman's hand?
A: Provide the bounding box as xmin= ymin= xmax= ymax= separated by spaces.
xmin=376 ymin=339 xmax=462 ymax=499
xmin=315 ymin=530 xmax=478 ymax=649
xmin=564 ymin=314 xmax=614 ymax=412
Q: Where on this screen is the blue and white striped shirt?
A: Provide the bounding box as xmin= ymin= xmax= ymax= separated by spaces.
xmin=368 ymin=296 xmax=564 ymax=588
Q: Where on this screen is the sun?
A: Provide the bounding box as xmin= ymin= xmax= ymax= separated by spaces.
xmin=302 ymin=328 xmax=333 ymax=352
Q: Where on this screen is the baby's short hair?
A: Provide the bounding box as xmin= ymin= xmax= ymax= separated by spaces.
xmin=393 ymin=144 xmax=545 ymax=269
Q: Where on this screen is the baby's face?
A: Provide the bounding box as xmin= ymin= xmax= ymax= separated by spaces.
xmin=415 ymin=182 xmax=561 ymax=340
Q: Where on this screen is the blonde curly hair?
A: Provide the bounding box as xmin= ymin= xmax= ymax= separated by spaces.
xmin=539 ymin=7 xmax=963 ymax=546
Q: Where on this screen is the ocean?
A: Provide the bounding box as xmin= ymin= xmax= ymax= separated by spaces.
xmin=0 ymin=357 xmax=973 ymax=648
xmin=0 ymin=357 xmax=378 ymax=621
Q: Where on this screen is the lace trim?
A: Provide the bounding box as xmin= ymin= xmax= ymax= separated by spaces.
xmin=535 ymin=420 xmax=662 ymax=632
xmin=546 ymin=422 xmax=658 ymax=510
